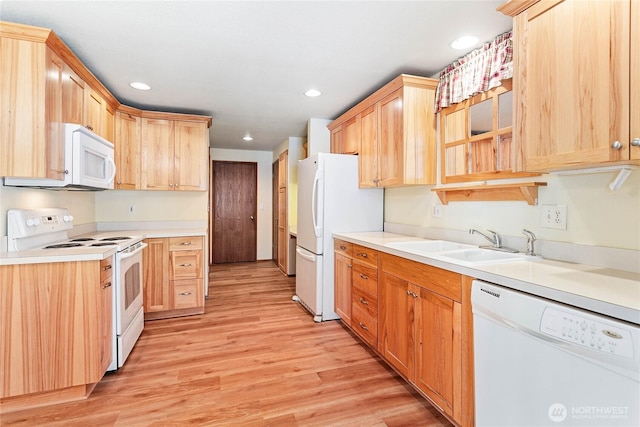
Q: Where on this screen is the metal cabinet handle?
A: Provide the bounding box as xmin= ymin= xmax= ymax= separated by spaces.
xmin=85 ymin=125 xmax=94 ymax=131
xmin=359 ymin=322 xmax=368 ymax=331
xmin=102 ymin=282 xmax=112 ymax=289
xmin=179 ymin=291 xmax=193 ymax=296
xmin=179 ymin=263 xmax=193 ymax=267
xmin=339 ymin=245 xmax=346 ymax=250
xmin=631 ymin=138 xmax=640 ymax=147
xmin=347 ymin=264 xmax=352 ymax=268
xmin=406 ymin=290 xmax=418 ymax=298
xmin=180 ymin=242 xmax=193 ymax=246
xmin=359 ymin=274 xmax=368 ymax=280
xmin=358 ymin=253 xmax=368 ymax=258
xmin=169 ymin=183 xmax=174 ymax=187
xmin=359 ymin=297 xmax=368 ymax=305
xmin=611 ymin=140 xmax=623 ymax=150
xmin=102 ymin=264 xmax=112 ymax=271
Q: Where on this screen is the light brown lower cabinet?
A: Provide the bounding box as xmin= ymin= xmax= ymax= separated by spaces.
xmin=0 ymin=259 xmax=111 ymax=413
xmin=143 ymin=236 xmax=205 ymax=320
xmin=333 ymin=239 xmax=474 ymax=427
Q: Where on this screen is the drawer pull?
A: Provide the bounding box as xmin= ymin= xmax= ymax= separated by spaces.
xmin=357 ymin=253 xmax=368 ymax=258
xmin=359 ymin=274 xmax=368 ymax=280
xmin=179 ymin=291 xmax=193 ymax=296
xmin=406 ymin=290 xmax=418 ymax=298
xmin=102 ymin=264 xmax=112 ymax=271
xmin=102 ymin=282 xmax=112 ymax=289
xmin=179 ymin=263 xmax=193 ymax=267
xmin=359 ymin=322 xmax=368 ymax=331
xmin=339 ymin=245 xmax=347 ymax=250
xmin=359 ymin=297 xmax=368 ymax=305
xmin=180 ymin=242 xmax=193 ymax=246
xmin=348 ymin=264 xmax=352 ymax=268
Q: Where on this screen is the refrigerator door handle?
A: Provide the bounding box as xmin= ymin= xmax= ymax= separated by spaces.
xmin=296 ymin=246 xmax=316 ymax=262
xmin=311 ymin=171 xmax=322 ymax=238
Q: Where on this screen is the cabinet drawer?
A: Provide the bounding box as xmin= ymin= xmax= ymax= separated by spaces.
xmin=100 ymin=256 xmax=114 ymax=282
xmin=352 ymin=263 xmax=377 ymax=296
xmin=351 ymin=304 xmax=378 ymax=347
xmin=173 ymin=280 xmax=201 ymax=309
xmin=169 ymin=236 xmax=203 ymax=251
xmin=352 ymin=285 xmax=377 ymax=318
xmin=334 ymin=239 xmax=353 ymax=257
xmin=353 ymin=244 xmax=378 ymax=267
xmin=170 ymin=250 xmax=202 ymax=279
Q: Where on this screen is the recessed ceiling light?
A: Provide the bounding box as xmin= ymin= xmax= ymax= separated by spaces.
xmin=305 ymin=89 xmax=322 ymax=97
xmin=450 ymin=36 xmax=479 ymax=50
xmin=129 ymin=82 xmax=151 ymax=91
xmin=243 ymin=136 xmax=253 ymax=142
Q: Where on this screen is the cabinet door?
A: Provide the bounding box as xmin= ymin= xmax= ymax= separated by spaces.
xmin=358 ymin=105 xmax=378 ymax=187
xmin=115 ymin=111 xmax=140 ymax=189
xmin=330 ymin=125 xmax=343 ymax=154
xmin=103 ymin=103 xmax=116 ymax=143
xmin=62 ymin=63 xmax=85 ymax=125
xmin=378 ymin=272 xmax=413 ymax=378
xmin=414 ymin=287 xmax=461 ymax=420
xmin=631 ymin=1 xmax=640 ymax=160
xmin=46 ymin=47 xmax=65 ymax=180
xmin=143 ymin=238 xmax=171 ymax=313
xmin=377 ymin=89 xmax=404 ymax=186
xmin=334 ymin=253 xmax=353 ymax=325
xmin=277 ymin=187 xmax=287 ymax=272
xmin=141 ymin=118 xmax=174 ymax=190
xmin=174 ymin=120 xmax=208 ymax=190
xmin=342 ymin=115 xmax=360 ymax=155
xmin=516 ymin=0 xmax=630 ymax=170
xmin=85 ymin=87 xmax=103 ymax=135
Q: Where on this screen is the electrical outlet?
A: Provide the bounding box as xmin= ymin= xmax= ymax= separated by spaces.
xmin=128 ymin=204 xmax=136 ymax=215
xmin=541 ymin=205 xmax=567 ymax=229
xmin=432 ymin=205 xmax=442 ymax=218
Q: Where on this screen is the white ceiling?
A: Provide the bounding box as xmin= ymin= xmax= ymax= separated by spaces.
xmin=1 ymin=1 xmax=512 ymax=152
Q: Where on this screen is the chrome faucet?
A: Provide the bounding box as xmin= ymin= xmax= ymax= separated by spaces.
xmin=522 ymin=229 xmax=537 ymax=256
xmin=469 ymin=228 xmax=502 ymax=248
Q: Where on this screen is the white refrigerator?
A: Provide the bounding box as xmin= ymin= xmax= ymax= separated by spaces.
xmin=294 ymin=153 xmax=383 ymax=322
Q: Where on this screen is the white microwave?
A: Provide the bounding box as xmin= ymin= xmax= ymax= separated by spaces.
xmin=4 ymin=123 xmax=116 ymax=190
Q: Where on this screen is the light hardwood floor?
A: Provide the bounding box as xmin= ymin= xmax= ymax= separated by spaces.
xmin=3 ymin=261 xmax=452 ymax=426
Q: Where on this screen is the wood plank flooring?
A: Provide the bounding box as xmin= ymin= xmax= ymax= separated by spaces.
xmin=2 ymin=261 xmax=452 ymax=426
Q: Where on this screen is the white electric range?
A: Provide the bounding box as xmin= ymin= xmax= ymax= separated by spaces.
xmin=7 ymin=208 xmax=146 ymax=371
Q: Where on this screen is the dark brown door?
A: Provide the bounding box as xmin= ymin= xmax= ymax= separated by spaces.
xmin=212 ymin=161 xmax=257 ymax=263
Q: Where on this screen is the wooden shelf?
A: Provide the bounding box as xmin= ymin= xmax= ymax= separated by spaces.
xmin=432 ymin=182 xmax=547 ymax=205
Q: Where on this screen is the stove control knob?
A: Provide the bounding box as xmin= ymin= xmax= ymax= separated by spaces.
xmin=26 ymin=218 xmax=36 ymax=227
xmin=63 ymin=215 xmax=74 ymax=223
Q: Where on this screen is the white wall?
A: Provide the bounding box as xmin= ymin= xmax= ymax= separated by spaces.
xmin=0 ymin=185 xmax=95 ymax=237
xmin=211 ymin=148 xmax=273 ymax=260
xmin=307 ymin=118 xmax=331 ymax=155
xmin=385 ymin=170 xmax=640 ymax=250
xmin=95 ymin=190 xmax=208 ymax=222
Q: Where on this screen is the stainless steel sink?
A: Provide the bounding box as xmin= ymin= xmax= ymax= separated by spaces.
xmin=385 ymin=239 xmax=476 ymax=255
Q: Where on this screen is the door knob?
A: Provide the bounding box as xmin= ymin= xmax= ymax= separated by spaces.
xmin=250 ymin=215 xmax=255 ymax=220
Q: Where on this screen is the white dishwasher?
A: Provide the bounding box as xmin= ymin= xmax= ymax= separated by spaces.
xmin=472 ymin=280 xmax=639 ymax=427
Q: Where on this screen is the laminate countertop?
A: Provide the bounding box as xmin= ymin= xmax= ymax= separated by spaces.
xmin=333 ymin=231 xmax=640 ymax=325
xmin=0 ymin=228 xmax=206 ymax=266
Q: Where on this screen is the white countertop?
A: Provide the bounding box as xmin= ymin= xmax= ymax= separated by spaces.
xmin=334 ymin=232 xmax=640 ymax=324
xmin=0 ymin=228 xmax=206 ymax=266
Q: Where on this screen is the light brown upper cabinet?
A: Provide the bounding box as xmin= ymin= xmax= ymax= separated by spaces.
xmin=115 ymin=109 xmax=141 ymax=189
xmin=499 ymin=0 xmax=639 ymax=171
xmin=1 ymin=21 xmax=119 ymax=179
xmin=329 ymin=74 xmax=438 ymax=188
xmin=440 ymin=79 xmax=537 ymax=183
xmin=141 ymin=116 xmax=210 ymax=191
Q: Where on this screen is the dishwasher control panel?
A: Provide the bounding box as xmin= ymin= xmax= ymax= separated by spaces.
xmin=540 ymin=307 xmax=634 ymax=358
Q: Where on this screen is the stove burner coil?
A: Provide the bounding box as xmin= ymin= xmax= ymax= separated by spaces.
xmin=44 ymin=243 xmax=84 ymax=249
xmin=91 ymin=242 xmax=118 ymax=247
xmin=100 ymin=237 xmax=131 ymax=241
xmin=69 ymin=238 xmax=96 ymax=242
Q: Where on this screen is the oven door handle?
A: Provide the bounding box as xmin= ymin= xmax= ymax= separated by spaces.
xmin=119 ymin=242 xmax=148 ymax=259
